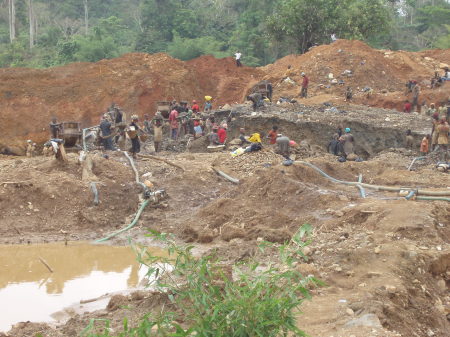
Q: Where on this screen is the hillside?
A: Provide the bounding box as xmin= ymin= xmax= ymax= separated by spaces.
xmin=0 ymin=39 xmax=449 ymax=154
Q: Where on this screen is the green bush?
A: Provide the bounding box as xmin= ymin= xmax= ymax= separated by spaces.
xmin=167 ymin=34 xmax=228 ymax=61
xmin=82 ymin=224 xmax=321 ymax=336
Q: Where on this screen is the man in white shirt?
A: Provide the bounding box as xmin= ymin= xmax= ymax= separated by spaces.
xmin=235 ymin=51 xmax=242 ymax=67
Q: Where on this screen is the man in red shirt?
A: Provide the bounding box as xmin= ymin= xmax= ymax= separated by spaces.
xmin=218 ymin=124 xmax=227 ymax=144
xmin=301 ymin=72 xmax=309 ymax=98
xmin=267 ymin=125 xmax=278 ymax=144
xmin=169 ymin=109 xmax=179 ymax=139
xmin=403 ymin=100 xmax=412 ymax=113
xmin=192 ymin=100 xmax=200 ymax=113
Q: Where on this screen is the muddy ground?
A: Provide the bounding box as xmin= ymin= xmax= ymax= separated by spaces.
xmin=1 ymin=106 xmax=449 ymax=337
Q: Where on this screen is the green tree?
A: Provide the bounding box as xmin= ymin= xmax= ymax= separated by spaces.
xmin=136 ymin=0 xmax=179 ymax=53
xmin=267 ymin=0 xmax=391 ymax=53
xmin=167 ymin=33 xmax=227 ymax=60
xmin=434 ymin=24 xmax=450 ymax=48
xmin=229 ymin=0 xmax=280 ymax=66
xmin=267 ymin=0 xmax=347 ymax=53
xmin=345 ymin=0 xmax=391 ymax=40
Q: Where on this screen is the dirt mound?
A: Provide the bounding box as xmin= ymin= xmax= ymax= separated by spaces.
xmin=0 ymin=53 xmax=262 ymax=154
xmin=1 ymin=145 xmax=450 ymax=336
xmin=262 ymin=39 xmax=449 ymax=109
xmin=182 ymin=165 xmax=348 ymax=244
xmin=187 ymin=55 xmax=264 ymax=106
xmin=364 ymin=85 xmax=450 ymax=112
xmin=0 ymin=152 xmax=141 ymax=244
xmin=214 ymin=149 xmax=284 ymax=178
xmin=263 ymin=39 xmax=443 ymax=94
xmin=1 ymin=40 xmax=449 ymax=154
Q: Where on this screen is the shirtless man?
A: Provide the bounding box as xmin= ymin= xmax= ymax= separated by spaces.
xmin=431 ymin=113 xmax=440 ymax=151
xmin=405 ymin=129 xmax=414 ymax=150
xmin=343 ymin=128 xmax=355 ymax=157
xmin=437 ymin=118 xmax=449 ymax=162
xmin=276 ymin=134 xmax=291 ymax=159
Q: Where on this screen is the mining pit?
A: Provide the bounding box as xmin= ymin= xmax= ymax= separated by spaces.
xmin=0 ymin=39 xmax=449 ymax=337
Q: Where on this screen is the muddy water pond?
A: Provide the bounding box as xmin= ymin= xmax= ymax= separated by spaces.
xmin=0 ymin=242 xmax=167 ymax=332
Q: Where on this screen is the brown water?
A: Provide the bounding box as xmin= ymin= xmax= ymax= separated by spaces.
xmin=0 ymin=242 xmax=167 ymax=332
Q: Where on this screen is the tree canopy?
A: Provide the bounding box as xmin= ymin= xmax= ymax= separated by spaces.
xmin=0 ymin=0 xmax=449 ymax=68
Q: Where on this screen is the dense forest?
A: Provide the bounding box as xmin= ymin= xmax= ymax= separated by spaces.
xmin=0 ymin=0 xmax=449 ymax=68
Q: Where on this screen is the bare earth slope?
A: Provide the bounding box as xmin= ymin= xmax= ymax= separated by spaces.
xmin=0 ymin=53 xmax=262 ymax=153
xmin=0 ymin=39 xmax=449 ymax=154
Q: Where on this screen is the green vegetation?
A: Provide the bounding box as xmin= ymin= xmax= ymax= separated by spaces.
xmin=1 ymin=0 xmax=449 ymax=68
xmin=81 ymin=224 xmax=322 ymax=336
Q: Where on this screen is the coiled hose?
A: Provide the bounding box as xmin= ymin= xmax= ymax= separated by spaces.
xmin=295 ymin=161 xmax=450 ymax=199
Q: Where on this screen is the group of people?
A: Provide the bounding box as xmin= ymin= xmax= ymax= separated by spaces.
xmin=95 ymin=98 xmax=222 ymax=157
xmin=401 ymin=79 xmax=450 ymax=162
xmin=162 ymin=98 xmax=215 ymax=141
xmin=404 ymin=67 xmax=450 ymax=113
xmin=24 ymin=116 xmax=68 ymax=160
xmin=58 ymin=63 xmax=450 ymax=164
xmin=431 ymin=66 xmax=450 ymax=89
xmin=226 ymin=125 xmax=296 ymax=159
xmin=402 ymin=97 xmax=450 ymax=162
xmin=327 ymin=127 xmax=356 ymax=161
xmin=430 ymin=107 xmax=450 ymax=162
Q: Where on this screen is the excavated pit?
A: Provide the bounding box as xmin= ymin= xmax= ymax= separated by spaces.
xmin=223 ymin=114 xmax=420 ymax=159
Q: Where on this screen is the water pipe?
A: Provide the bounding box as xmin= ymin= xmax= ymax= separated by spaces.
xmin=295 ymin=161 xmax=450 ymax=198
xmin=404 ymin=190 xmax=416 ymax=200
xmin=82 ymin=128 xmax=87 ymax=152
xmin=94 ymin=150 xmax=152 ymax=243
xmin=416 ymin=196 xmax=450 ymax=202
xmin=407 ymin=156 xmax=426 ymax=171
xmin=211 ymin=167 xmax=240 ymax=184
xmin=95 ymin=199 xmax=150 ymax=243
xmin=124 ymin=151 xmax=148 ymax=193
xmin=356 ymin=173 xmax=366 ymax=198
xmin=90 ymin=182 xmax=99 ymax=206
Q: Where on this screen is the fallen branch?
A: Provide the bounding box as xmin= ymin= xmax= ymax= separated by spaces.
xmin=137 ymin=154 xmax=185 ymax=171
xmin=80 ymin=295 xmax=104 ymax=304
xmin=38 ymin=256 xmax=54 ymax=273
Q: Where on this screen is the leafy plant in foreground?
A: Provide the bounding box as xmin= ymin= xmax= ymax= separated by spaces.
xmin=82 ymin=224 xmax=322 ymax=337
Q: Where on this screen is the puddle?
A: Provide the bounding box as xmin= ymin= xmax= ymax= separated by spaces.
xmin=0 ymin=242 xmax=167 ymax=332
